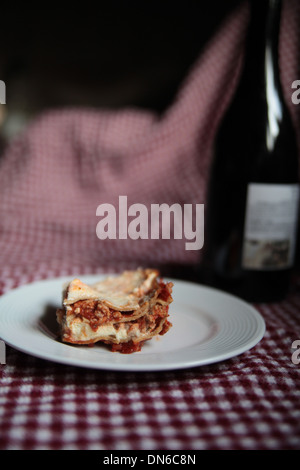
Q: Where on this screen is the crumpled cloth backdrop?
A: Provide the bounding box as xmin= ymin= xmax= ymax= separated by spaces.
xmin=0 ymin=0 xmax=300 ymax=451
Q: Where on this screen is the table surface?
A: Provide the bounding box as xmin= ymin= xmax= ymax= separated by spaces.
xmin=1 ymin=276 xmax=300 ymax=451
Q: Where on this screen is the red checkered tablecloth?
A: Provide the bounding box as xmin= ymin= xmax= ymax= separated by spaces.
xmin=1 ymin=284 xmax=300 ymax=450
xmin=0 ymin=0 xmax=300 ymax=451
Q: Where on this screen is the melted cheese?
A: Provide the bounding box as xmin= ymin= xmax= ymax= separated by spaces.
xmin=63 ymin=269 xmax=159 ymax=311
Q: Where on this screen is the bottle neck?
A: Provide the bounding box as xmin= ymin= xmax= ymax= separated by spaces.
xmin=239 ymin=0 xmax=284 ymax=152
xmin=241 ymin=0 xmax=281 ymax=89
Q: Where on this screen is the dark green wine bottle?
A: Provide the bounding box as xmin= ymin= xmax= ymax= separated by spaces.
xmin=202 ymin=0 xmax=299 ymax=302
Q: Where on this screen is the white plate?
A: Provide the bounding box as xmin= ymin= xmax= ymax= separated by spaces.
xmin=0 ymin=275 xmax=265 ymax=372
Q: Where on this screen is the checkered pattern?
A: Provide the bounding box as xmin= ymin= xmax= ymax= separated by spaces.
xmin=0 ymin=0 xmax=300 ymax=450
xmin=1 ymin=290 xmax=300 ymax=451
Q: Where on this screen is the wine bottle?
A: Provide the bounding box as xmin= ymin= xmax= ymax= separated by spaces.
xmin=201 ymin=0 xmax=299 ymax=302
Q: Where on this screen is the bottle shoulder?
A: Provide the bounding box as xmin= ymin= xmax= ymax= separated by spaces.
xmin=212 ymin=112 xmax=299 ymax=185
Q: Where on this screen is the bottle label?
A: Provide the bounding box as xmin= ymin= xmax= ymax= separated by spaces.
xmin=242 ymin=183 xmax=299 ymax=270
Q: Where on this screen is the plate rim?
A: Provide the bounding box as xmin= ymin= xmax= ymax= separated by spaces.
xmin=0 ymin=274 xmax=266 ymax=372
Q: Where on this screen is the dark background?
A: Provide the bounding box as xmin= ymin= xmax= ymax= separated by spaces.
xmin=0 ymin=1 xmax=241 ymax=141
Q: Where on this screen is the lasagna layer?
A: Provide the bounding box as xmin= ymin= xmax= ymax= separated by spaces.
xmin=56 ymin=269 xmax=173 ymax=353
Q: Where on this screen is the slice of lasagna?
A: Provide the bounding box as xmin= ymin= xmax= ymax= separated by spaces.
xmin=56 ymin=269 xmax=173 ymax=353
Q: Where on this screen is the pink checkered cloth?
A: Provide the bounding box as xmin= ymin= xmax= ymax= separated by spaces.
xmin=0 ymin=1 xmax=300 ymax=450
